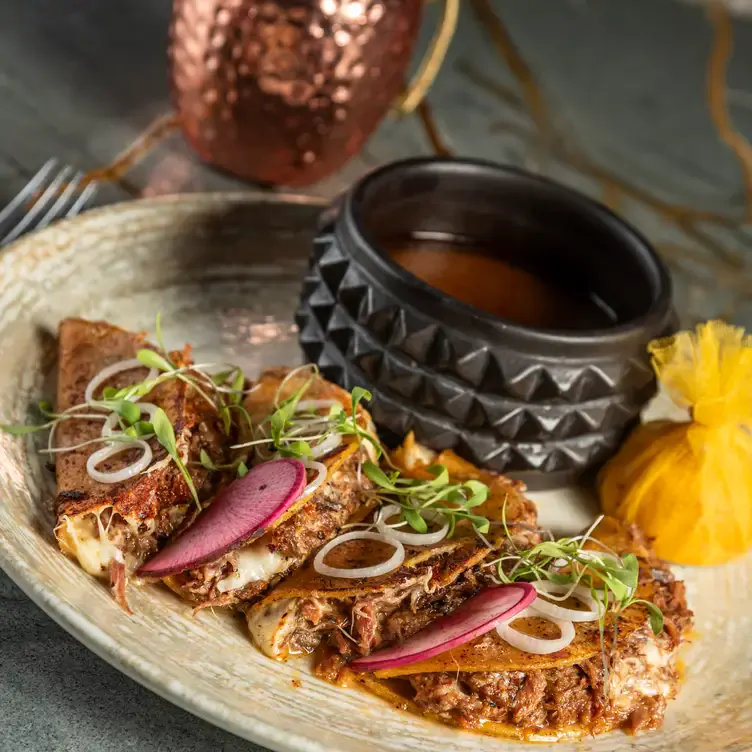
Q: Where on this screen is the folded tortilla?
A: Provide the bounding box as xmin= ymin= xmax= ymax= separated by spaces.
xmin=353 ymin=518 xmax=693 ymax=739
xmin=162 ymin=367 xmax=379 ymax=609
xmin=246 ymin=439 xmax=540 ymax=672
xmin=54 ymin=319 xmax=226 ymax=606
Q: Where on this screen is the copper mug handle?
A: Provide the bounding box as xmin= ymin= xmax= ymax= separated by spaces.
xmin=394 ymin=0 xmax=460 ymax=115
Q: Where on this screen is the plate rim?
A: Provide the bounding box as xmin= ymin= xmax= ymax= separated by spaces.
xmin=0 ymin=190 xmax=335 ymax=752
xmin=0 ymin=189 xmax=329 ymax=262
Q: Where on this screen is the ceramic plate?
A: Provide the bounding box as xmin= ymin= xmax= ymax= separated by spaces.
xmin=0 ymin=193 xmax=749 ymax=752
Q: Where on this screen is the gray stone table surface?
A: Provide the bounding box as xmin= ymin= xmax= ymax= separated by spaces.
xmin=3 ymin=0 xmax=752 ymax=750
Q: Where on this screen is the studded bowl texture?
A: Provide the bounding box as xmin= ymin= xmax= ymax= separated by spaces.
xmin=296 ymin=158 xmax=675 ymax=489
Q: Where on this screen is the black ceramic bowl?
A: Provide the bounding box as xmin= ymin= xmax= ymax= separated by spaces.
xmin=296 ymin=157 xmax=674 ymax=489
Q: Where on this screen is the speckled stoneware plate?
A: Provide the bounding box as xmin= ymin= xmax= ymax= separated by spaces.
xmin=0 ymin=193 xmax=749 ymax=752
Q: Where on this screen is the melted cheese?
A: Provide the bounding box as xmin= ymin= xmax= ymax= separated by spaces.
xmin=609 ymin=634 xmax=675 ymax=705
xmin=246 ymin=598 xmax=298 ymax=657
xmin=215 ymin=545 xmax=287 ymax=593
xmin=56 ymin=511 xmax=122 ymax=578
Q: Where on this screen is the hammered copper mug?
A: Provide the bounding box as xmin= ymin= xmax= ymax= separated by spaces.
xmin=169 ymin=0 xmax=432 ymax=188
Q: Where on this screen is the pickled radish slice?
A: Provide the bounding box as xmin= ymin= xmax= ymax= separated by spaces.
xmin=351 ymin=583 xmax=536 ymax=672
xmin=138 ymin=458 xmax=306 ymax=577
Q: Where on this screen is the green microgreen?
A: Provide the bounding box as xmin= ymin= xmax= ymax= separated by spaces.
xmin=137 ymin=348 xmax=175 ymax=374
xmin=124 ymin=421 xmax=155 ymax=439
xmin=154 ymin=311 xmax=175 ymax=369
xmin=362 ymin=460 xmax=491 ymax=537
xmin=486 ymin=507 xmax=666 ymax=696
xmin=152 ymin=407 xmax=200 ymax=510
xmin=0 ymin=421 xmax=55 ymax=435
xmin=332 ymin=387 xmax=383 ymax=460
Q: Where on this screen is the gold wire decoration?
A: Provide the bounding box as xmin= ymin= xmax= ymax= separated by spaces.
xmin=395 ymin=0 xmax=460 ymax=115
xmin=415 ymin=100 xmax=452 ymax=156
xmin=706 ymin=0 xmax=752 ymax=222
xmin=81 ymin=113 xmax=180 ymax=191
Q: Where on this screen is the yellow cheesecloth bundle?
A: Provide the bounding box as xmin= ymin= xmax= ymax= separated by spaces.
xmin=599 ymin=320 xmax=752 ymax=566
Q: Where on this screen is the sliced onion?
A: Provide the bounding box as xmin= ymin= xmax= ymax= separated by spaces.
xmin=87 ymin=440 xmax=153 ymax=484
xmin=295 ymin=399 xmax=341 ymax=413
xmin=578 ymin=550 xmax=622 ymax=566
xmin=288 ymin=417 xmax=331 ymax=431
xmin=313 ymin=531 xmax=405 ymax=579
xmin=301 ymin=460 xmax=327 ymax=498
xmin=351 ymin=583 xmax=536 ymax=672
xmin=310 ymin=431 xmax=342 ymax=459
xmin=138 ymin=458 xmax=306 ymax=577
xmin=85 ymin=358 xmax=158 ymax=403
xmin=531 ymin=581 xmax=602 ymax=622
xmin=375 ymin=504 xmax=449 ymax=547
xmin=496 ymin=606 xmax=575 ymax=654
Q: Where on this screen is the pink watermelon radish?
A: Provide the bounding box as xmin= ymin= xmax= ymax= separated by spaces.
xmin=138 ymin=458 xmax=306 ymax=577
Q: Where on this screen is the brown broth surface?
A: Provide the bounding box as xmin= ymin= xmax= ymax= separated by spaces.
xmin=386 ymin=238 xmax=615 ymax=330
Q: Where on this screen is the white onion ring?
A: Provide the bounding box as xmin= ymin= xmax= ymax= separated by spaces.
xmin=85 ymin=358 xmax=159 ymax=403
xmin=313 ymin=531 xmax=405 ymax=579
xmin=101 ymin=403 xmax=158 ymax=437
xmin=87 ymin=440 xmax=153 ymax=484
xmin=496 ymin=606 xmax=575 ymax=654
xmin=531 ymin=582 xmax=602 ymax=622
xmin=578 ymin=550 xmax=622 ymax=566
xmin=310 ymin=431 xmax=342 ymax=459
xmin=375 ymin=504 xmax=449 ymax=547
xmin=295 ymin=399 xmax=341 ymax=413
xmin=301 ymin=460 xmax=327 ymax=498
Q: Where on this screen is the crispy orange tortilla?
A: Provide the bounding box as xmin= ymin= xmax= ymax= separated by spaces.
xmin=55 ymin=318 xmax=214 ymax=524
xmin=257 ymin=432 xmax=539 ymax=605
xmin=241 ymin=368 xmax=377 ymax=533
xmin=265 ymin=440 xmax=361 ymax=531
xmin=368 ymin=515 xmax=655 ymax=677
xmin=260 ymin=537 xmax=490 ymax=602
xmin=370 ymin=603 xmax=648 ymax=677
xmin=391 ymin=432 xmax=538 ymax=529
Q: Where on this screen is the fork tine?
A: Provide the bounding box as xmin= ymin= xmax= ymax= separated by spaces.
xmin=34 ymin=171 xmax=85 ymax=232
xmin=0 ymin=158 xmax=59 ymax=234
xmin=1 ymin=165 xmax=74 ymax=245
xmin=65 ymin=180 xmax=98 ymax=218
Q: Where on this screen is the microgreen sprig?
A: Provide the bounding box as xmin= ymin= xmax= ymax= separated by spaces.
xmin=488 ymin=512 xmax=663 ymax=633
xmin=231 ymin=369 xmax=384 ymax=465
xmin=362 ymin=460 xmax=491 ymax=539
xmin=0 ymin=313 xmax=256 ymax=508
xmin=334 ymin=387 xmax=383 ymax=460
xmin=487 ymin=509 xmax=665 ymax=695
xmin=151 ymin=407 xmax=200 ymax=509
xmin=198 ymin=448 xmax=250 ymax=480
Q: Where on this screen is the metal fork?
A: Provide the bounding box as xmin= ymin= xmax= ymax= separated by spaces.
xmin=0 ymin=159 xmax=98 ymax=247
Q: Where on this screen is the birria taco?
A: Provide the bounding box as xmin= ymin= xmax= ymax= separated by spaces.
xmin=351 ymin=518 xmax=693 ymax=740
xmin=142 ymin=367 xmax=380 ymax=610
xmin=53 ymin=318 xmax=228 ymax=609
xmin=247 ymin=437 xmax=541 ymax=680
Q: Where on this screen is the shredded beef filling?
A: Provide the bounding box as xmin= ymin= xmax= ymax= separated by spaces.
xmin=406 ymin=632 xmax=674 ymax=733
xmin=283 ymin=530 xmax=540 ymax=681
xmin=404 ymin=562 xmax=692 ymax=734
xmin=282 ymin=565 xmax=492 ymax=681
xmin=172 ymin=449 xmax=368 ymax=605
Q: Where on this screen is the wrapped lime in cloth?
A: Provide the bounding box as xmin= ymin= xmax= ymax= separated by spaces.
xmin=599 ymin=320 xmax=752 ymax=566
